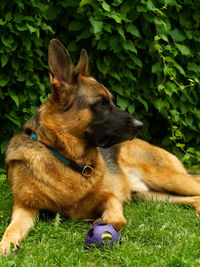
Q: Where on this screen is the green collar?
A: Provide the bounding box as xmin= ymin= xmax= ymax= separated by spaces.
xmin=30 ymin=133 xmax=93 ymax=177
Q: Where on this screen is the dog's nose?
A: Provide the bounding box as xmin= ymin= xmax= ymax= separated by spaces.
xmin=133 ymin=118 xmax=143 ymax=131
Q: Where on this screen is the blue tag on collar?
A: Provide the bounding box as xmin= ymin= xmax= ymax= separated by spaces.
xmin=30 ymin=133 xmax=39 ymax=142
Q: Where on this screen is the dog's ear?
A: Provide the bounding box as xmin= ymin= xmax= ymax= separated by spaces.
xmin=48 ymin=39 xmax=73 ymax=86
xmin=76 ymin=49 xmax=90 ymax=76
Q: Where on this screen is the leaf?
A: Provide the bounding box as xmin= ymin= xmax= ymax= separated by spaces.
xmin=169 ymin=29 xmax=186 ymax=42
xmin=111 ymin=84 xmax=123 ymax=96
xmin=154 ymin=98 xmax=169 ymax=112
xmin=109 ymin=37 xmax=122 ymax=53
xmin=76 ymin=29 xmax=91 ymax=41
xmin=158 ymin=84 xmax=164 ymax=92
xmin=154 ymin=18 xmax=168 ymax=33
xmin=79 ymin=0 xmax=92 ymax=7
xmin=45 ymin=6 xmax=59 ymax=20
xmin=147 ymin=0 xmax=155 ymax=11
xmin=117 ymin=26 xmax=126 ymax=40
xmin=8 ymin=89 xmax=20 ymax=107
xmin=26 ymin=23 xmax=36 ymax=33
xmin=0 ymin=19 xmax=6 ymax=25
xmin=17 ymin=72 xmax=25 ymax=82
xmin=101 ymin=1 xmax=110 ymax=12
xmin=68 ymin=21 xmax=85 ymax=31
xmin=119 ymin=2 xmax=131 ymax=14
xmin=1 ymin=54 xmax=9 ymax=67
xmin=13 ymin=13 xmax=24 ymax=23
xmin=67 ymin=41 xmax=79 ymax=52
xmin=123 ymin=40 xmax=137 ymax=54
xmin=1 ymin=139 xmax=9 ymax=154
xmin=128 ymin=103 xmax=135 ymax=114
xmin=164 ymin=56 xmax=175 ymax=63
xmin=173 ymin=62 xmax=185 ymax=75
xmin=16 ymin=24 xmax=28 ymax=31
xmin=160 ymin=34 xmax=169 ymax=42
xmin=1 ymin=34 xmax=14 ymax=47
xmin=97 ymin=40 xmax=107 ymax=50
xmin=0 ymin=75 xmax=9 ymax=87
xmin=116 ymin=95 xmax=128 ymax=110
xmin=193 ymin=12 xmax=200 ymax=26
xmin=59 ymin=0 xmax=77 ymax=7
xmin=32 ymin=2 xmax=48 ymax=12
xmin=129 ymin=54 xmax=143 ymax=67
xmin=126 ymin=24 xmax=141 ymax=38
xmin=176 ymin=43 xmax=191 ymax=56
xmin=187 ymin=62 xmax=200 ymax=73
xmin=136 ymin=96 xmax=148 ymax=111
xmin=24 ymin=16 xmax=35 ymax=23
xmin=103 ymin=55 xmax=112 ymax=66
xmin=89 ymin=17 xmax=103 ymax=34
xmin=0 ymin=168 xmax=6 ymax=174
xmin=123 ymin=69 xmax=136 ymax=81
xmin=152 ymin=62 xmax=162 ymax=73
xmin=136 ymin=5 xmax=148 ymax=13
xmin=111 ymin=72 xmax=121 ymax=81
xmin=96 ymin=58 xmax=109 ymax=74
xmin=108 ymin=11 xmax=122 ymax=23
xmin=165 ymin=81 xmax=178 ymax=96
xmin=5 ymin=114 xmax=21 ymax=128
xmin=21 ymin=34 xmax=32 ymax=50
xmin=170 ymin=109 xmax=180 ymax=122
xmin=104 ymin=24 xmax=112 ymax=33
xmin=164 ymin=0 xmax=181 ymax=7
xmin=113 ymin=0 xmax=123 ymax=7
xmin=5 ymin=12 xmax=12 ymax=22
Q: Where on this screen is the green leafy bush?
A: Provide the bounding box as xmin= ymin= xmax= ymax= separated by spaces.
xmin=0 ymin=0 xmax=200 ymax=167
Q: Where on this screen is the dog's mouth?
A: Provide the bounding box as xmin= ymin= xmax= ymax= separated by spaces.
xmin=96 ymin=133 xmax=136 ymax=148
xmin=97 ymin=139 xmax=111 ymax=148
xmin=85 ymin=118 xmax=143 ymax=148
xmin=85 ymin=133 xmax=117 ymax=148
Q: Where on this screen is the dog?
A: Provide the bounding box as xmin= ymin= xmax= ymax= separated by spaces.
xmin=1 ymin=39 xmax=200 ymax=254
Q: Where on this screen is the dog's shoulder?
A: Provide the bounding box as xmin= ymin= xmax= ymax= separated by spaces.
xmin=5 ymin=132 xmax=45 ymax=165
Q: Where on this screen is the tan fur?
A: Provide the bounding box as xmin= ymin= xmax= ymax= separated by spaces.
xmin=118 ymin=139 xmax=200 ymax=213
xmin=1 ymin=39 xmax=200 ymax=254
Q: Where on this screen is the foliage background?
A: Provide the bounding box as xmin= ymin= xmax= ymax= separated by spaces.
xmin=0 ymin=0 xmax=200 ymax=167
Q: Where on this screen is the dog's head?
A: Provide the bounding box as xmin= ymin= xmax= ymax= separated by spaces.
xmin=28 ymin=39 xmax=143 ymax=148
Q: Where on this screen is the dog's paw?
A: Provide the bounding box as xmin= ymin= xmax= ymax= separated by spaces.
xmin=195 ymin=205 xmax=200 ymax=217
xmin=102 ymin=214 xmax=127 ymax=230
xmin=0 ymin=241 xmax=10 ymax=255
xmin=191 ymin=196 xmax=200 ymax=217
xmin=0 ymin=241 xmax=20 ymax=255
xmin=94 ymin=217 xmax=103 ymax=225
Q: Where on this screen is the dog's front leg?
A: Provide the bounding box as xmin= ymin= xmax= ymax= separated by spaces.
xmin=0 ymin=205 xmax=38 ymax=254
xmin=101 ymin=195 xmax=126 ymax=230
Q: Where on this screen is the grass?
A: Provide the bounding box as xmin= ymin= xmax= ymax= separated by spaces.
xmin=1 ymin=174 xmax=200 ymax=266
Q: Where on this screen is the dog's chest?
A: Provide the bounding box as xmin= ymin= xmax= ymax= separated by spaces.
xmin=125 ymin=168 xmax=149 ymax=192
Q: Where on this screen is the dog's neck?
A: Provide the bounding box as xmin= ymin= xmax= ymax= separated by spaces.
xmin=23 ymin=106 xmax=98 ymax=165
xmin=37 ymin=127 xmax=97 ymax=165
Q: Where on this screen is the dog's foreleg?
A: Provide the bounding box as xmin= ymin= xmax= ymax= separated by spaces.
xmin=101 ymin=195 xmax=126 ymax=230
xmin=0 ymin=205 xmax=38 ymax=254
xmin=133 ymin=191 xmax=200 ymax=217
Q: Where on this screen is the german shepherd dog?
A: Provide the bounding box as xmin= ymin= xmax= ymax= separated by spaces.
xmin=1 ymin=39 xmax=200 ymax=254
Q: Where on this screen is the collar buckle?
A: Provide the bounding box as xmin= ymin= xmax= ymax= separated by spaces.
xmin=82 ymin=165 xmax=93 ymax=177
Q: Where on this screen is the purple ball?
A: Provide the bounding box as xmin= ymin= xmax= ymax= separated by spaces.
xmin=85 ymin=223 xmax=121 ymax=248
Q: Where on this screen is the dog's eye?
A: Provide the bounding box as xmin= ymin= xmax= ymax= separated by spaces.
xmin=101 ymin=98 xmax=109 ymax=106
xmin=97 ymin=98 xmax=110 ymax=109
xmin=91 ymin=98 xmax=111 ymax=111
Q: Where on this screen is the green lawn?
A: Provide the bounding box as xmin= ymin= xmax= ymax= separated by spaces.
xmin=1 ymin=174 xmax=200 ymax=267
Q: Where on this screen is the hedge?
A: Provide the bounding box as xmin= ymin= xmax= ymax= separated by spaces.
xmin=0 ymin=0 xmax=200 ymax=167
